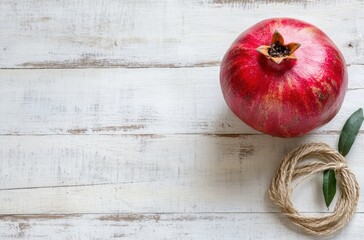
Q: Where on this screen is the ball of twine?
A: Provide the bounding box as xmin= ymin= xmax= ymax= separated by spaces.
xmin=269 ymin=142 xmax=359 ymax=236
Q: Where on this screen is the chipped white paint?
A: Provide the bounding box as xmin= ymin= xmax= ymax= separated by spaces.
xmin=0 ymin=134 xmax=364 ymax=215
xmin=0 ymin=0 xmax=363 ymax=68
xmin=0 ymin=0 xmax=364 ymax=239
xmin=0 ymin=66 xmax=363 ymax=135
xmin=1 ymin=213 xmax=364 ymax=239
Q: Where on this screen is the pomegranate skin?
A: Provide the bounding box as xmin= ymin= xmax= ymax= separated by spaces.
xmin=220 ymin=18 xmax=348 ymax=137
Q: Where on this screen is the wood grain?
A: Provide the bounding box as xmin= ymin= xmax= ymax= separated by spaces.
xmin=0 ymin=66 xmax=363 ymax=135
xmin=1 ymin=0 xmax=364 ymax=238
xmin=0 ymin=213 xmax=363 ymax=239
xmin=0 ymin=134 xmax=363 ymax=214
xmin=0 ymin=0 xmax=363 ymax=68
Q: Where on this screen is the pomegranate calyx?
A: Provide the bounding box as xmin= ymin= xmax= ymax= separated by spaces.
xmin=256 ymin=30 xmax=301 ymax=64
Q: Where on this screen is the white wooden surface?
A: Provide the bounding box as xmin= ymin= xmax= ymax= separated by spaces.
xmin=0 ymin=0 xmax=364 ymax=239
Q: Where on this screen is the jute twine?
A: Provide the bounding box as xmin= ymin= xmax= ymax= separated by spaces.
xmin=269 ymin=142 xmax=359 ymax=236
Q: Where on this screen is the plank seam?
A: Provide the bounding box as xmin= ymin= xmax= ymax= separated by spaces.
xmin=0 ymin=130 xmax=362 ymax=137
xmin=0 ymin=63 xmax=363 ymax=70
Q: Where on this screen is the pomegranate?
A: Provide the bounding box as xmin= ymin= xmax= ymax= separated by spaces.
xmin=220 ymin=18 xmax=348 ymax=137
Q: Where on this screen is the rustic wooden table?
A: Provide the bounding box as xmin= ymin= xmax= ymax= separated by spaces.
xmin=0 ymin=0 xmax=363 ymax=239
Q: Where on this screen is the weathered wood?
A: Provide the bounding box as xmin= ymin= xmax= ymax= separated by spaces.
xmin=1 ymin=0 xmax=364 ymax=238
xmin=0 ymin=0 xmax=363 ymax=68
xmin=0 ymin=66 xmax=363 ymax=135
xmin=0 ymin=134 xmax=363 ymax=214
xmin=0 ymin=213 xmax=363 ymax=239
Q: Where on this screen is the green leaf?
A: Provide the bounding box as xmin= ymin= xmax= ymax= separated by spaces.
xmin=338 ymin=108 xmax=364 ymax=156
xmin=322 ymin=108 xmax=363 ymax=209
xmin=323 ymin=169 xmax=336 ymax=208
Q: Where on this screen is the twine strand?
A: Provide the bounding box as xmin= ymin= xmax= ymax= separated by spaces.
xmin=269 ymin=143 xmax=359 ymax=236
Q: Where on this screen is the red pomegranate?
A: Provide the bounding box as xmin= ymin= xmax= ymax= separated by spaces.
xmin=220 ymin=18 xmax=348 ymax=137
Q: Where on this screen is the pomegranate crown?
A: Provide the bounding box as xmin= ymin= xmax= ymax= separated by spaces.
xmin=256 ymin=30 xmax=301 ymax=64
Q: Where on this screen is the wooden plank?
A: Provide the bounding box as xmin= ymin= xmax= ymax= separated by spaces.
xmin=0 ymin=66 xmax=363 ymax=135
xmin=0 ymin=213 xmax=363 ymax=239
xmin=0 ymin=134 xmax=363 ymax=214
xmin=0 ymin=0 xmax=363 ymax=68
